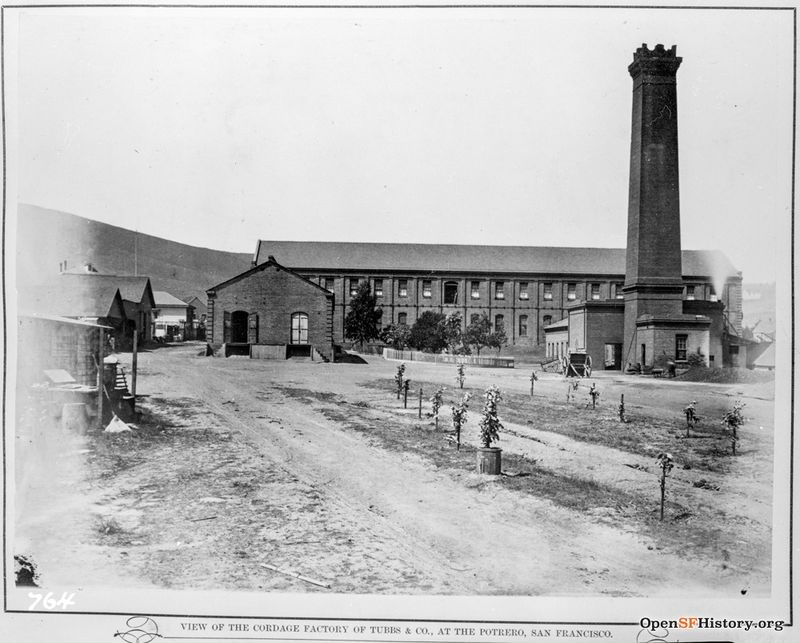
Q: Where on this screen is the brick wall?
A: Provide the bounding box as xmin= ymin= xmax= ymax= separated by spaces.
xmin=208 ymin=263 xmax=335 ymax=361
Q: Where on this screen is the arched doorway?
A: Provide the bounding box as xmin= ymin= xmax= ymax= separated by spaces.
xmin=231 ymin=310 xmax=249 ymax=344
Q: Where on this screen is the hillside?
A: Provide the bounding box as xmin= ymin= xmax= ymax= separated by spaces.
xmin=16 ymin=204 xmax=252 ymax=303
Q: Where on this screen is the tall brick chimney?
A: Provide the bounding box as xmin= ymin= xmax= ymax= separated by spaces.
xmin=622 ymin=44 xmax=687 ymax=366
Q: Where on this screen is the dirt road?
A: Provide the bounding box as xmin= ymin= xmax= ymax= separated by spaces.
xmin=15 ymin=343 xmax=774 ymax=596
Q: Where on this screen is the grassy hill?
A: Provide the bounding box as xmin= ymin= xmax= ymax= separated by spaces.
xmin=16 ymin=204 xmax=253 ymax=302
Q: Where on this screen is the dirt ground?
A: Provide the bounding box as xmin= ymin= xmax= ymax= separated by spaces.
xmin=14 ymin=342 xmax=775 ymax=597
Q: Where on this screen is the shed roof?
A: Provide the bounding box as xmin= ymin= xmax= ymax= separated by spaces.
xmin=19 ymin=313 xmax=112 ymax=329
xmin=20 ymin=281 xmax=124 ymax=319
xmin=154 ymin=291 xmax=191 ymax=307
xmin=544 ymin=318 xmax=570 ymax=331
xmin=253 ymin=241 xmax=739 ymax=279
xmin=752 ymin=343 xmax=775 ymax=368
xmin=59 ymin=273 xmax=155 ymax=306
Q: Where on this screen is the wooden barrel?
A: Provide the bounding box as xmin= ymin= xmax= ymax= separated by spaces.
xmin=61 ymin=403 xmax=88 ymax=434
xmin=477 ymin=447 xmax=502 ymax=475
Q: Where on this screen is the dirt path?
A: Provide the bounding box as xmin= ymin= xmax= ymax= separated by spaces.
xmin=125 ymin=344 xmax=770 ymax=596
xmin=16 ymin=343 xmax=771 ymax=597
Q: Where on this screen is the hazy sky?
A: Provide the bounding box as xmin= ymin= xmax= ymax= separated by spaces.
xmin=10 ymin=5 xmax=793 ymax=283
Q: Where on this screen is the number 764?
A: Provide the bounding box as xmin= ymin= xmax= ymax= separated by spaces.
xmin=28 ymin=591 xmax=76 ymax=610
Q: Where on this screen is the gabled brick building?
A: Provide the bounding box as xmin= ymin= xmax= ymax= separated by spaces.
xmin=206 ymin=256 xmax=335 ymax=361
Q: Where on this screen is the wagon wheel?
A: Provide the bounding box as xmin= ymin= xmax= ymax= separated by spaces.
xmin=584 ymin=355 xmax=593 ymax=377
xmin=560 ymin=355 xmax=569 ymax=375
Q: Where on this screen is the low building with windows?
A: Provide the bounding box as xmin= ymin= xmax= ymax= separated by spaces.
xmin=152 ymin=291 xmax=194 ymax=341
xmin=206 ymin=256 xmax=335 ymax=361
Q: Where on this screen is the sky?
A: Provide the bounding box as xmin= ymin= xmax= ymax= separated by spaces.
xmin=9 ymin=4 xmax=794 ymax=283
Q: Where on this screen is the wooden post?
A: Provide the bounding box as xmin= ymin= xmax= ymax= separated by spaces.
xmin=418 ymin=388 xmax=422 ymax=419
xmin=131 ymin=325 xmax=139 ymax=399
xmin=660 ymin=472 xmax=666 ymax=521
xmin=96 ymin=328 xmax=104 ymax=429
xmin=403 ymin=380 xmax=410 ymax=409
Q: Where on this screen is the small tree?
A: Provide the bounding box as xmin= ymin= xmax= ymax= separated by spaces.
xmin=380 ymin=323 xmax=411 ymax=350
xmin=451 ymin=392 xmax=471 ymax=450
xmin=456 ymin=363 xmax=466 ymax=389
xmin=656 ymin=452 xmax=674 ymax=521
xmin=684 ymin=400 xmax=699 ymax=438
xmin=430 ymin=387 xmax=445 ymax=429
xmin=722 ymin=400 xmax=746 ymax=455
xmin=394 ymin=363 xmax=406 ymax=399
xmin=409 ymin=311 xmax=447 ymax=353
xmin=588 ymin=383 xmax=600 ymax=410
xmin=478 ymin=386 xmax=503 ymax=448
xmin=344 ymin=282 xmax=383 ymax=350
xmin=442 ymin=311 xmax=465 ymax=354
xmin=464 ymin=314 xmax=507 ymax=356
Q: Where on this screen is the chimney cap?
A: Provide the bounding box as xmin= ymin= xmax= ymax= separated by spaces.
xmin=629 ymin=43 xmax=682 ymax=77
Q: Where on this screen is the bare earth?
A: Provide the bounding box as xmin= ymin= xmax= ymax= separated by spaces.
xmin=15 ymin=343 xmax=774 ymax=597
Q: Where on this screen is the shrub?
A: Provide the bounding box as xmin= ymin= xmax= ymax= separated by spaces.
xmin=686 ymin=351 xmax=706 ymax=368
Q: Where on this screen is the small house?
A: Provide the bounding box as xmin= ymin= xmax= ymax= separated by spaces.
xmin=152 ymin=291 xmax=194 ymax=341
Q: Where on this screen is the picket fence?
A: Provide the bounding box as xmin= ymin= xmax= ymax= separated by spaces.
xmin=382 ymin=348 xmax=514 ymax=369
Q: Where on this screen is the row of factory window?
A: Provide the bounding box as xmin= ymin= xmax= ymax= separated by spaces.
xmin=321 ymin=277 xmax=715 ymax=303
xmin=322 ymin=278 xmax=622 ymax=302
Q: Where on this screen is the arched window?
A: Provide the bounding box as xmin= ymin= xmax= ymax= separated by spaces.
xmin=494 ymin=314 xmax=504 ymax=332
xmin=543 ymin=314 xmax=553 ymax=327
xmin=291 ymin=312 xmax=309 ymax=344
xmin=443 ymin=281 xmax=458 ymax=305
xmin=519 ymin=315 xmax=528 ymax=337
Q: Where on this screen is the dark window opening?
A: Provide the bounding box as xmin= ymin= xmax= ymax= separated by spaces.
xmin=444 ymin=281 xmax=458 ymax=305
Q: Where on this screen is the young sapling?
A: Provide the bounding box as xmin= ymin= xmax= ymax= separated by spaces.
xmin=588 ymin=383 xmax=599 ymax=410
xmin=456 ymin=363 xmax=466 ymax=389
xmin=684 ymin=400 xmax=699 ymax=438
xmin=722 ymin=400 xmax=746 ymax=455
xmin=479 ymin=386 xmax=503 ymax=448
xmin=395 ymin=363 xmax=406 ymax=400
xmin=450 ymin=392 xmax=471 ymax=450
xmin=656 ymin=452 xmax=674 ymax=521
xmin=430 ymin=388 xmax=445 ymax=429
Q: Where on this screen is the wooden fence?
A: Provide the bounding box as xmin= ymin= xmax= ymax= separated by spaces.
xmin=382 ymin=348 xmax=514 ymax=369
